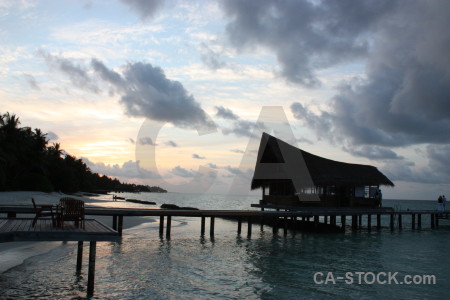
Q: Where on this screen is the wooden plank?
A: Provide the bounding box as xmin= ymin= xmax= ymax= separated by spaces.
xmin=0 ymin=218 xmax=119 ymax=243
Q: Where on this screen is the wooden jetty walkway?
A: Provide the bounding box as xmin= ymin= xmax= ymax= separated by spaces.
xmin=0 ymin=217 xmax=119 ymax=296
xmin=1 ymin=205 xmax=447 ymax=238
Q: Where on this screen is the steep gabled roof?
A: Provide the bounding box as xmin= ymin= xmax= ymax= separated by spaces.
xmin=251 ymin=133 xmax=394 ymax=190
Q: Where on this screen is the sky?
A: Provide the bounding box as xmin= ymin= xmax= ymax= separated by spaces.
xmin=1 ymin=0 xmax=449 ymax=200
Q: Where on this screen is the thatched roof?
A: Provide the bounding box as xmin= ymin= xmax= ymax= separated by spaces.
xmin=251 ymin=133 xmax=394 ymax=190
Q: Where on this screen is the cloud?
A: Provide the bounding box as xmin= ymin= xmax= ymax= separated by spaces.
xmin=92 ymin=59 xmax=216 ymax=132
xmin=192 ymin=153 xmax=205 ymax=159
xmin=119 ymin=0 xmax=165 ymax=20
xmin=222 ymin=120 xmax=261 ymax=138
xmin=285 ymin=1 xmax=450 ymax=151
xmin=220 ymin=0 xmax=395 ymax=87
xmin=138 ymin=137 xmax=156 ymax=146
xmin=427 ymin=145 xmax=450 ymax=180
xmin=171 ymin=166 xmax=197 ymax=178
xmin=230 ymin=149 xmax=244 ymax=154
xmin=207 ymin=163 xmax=218 ymax=169
xmin=345 ymin=145 xmax=403 ymax=161
xmin=42 ymin=54 xmax=216 ymax=132
xmin=46 ymin=131 xmax=59 ymax=141
xmin=223 ymin=166 xmax=253 ymax=179
xmin=165 ymin=140 xmax=177 ymax=147
xmin=215 ymin=105 xmax=239 ymax=120
xmin=200 ymin=43 xmax=227 ymax=70
xmin=23 ymin=73 xmax=40 ymax=90
xmin=39 ymin=50 xmax=100 ymax=93
xmin=296 ymin=137 xmax=313 ymax=145
xmin=83 ymin=158 xmax=159 ymax=179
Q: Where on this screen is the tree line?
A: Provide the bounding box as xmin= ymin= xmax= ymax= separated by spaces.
xmin=0 ymin=112 xmax=167 ymax=194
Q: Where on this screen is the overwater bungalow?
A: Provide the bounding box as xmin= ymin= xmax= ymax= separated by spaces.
xmin=251 ymin=133 xmax=394 ymax=208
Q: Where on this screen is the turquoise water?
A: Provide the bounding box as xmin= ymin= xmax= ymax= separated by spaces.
xmin=0 ymin=193 xmax=449 ymax=299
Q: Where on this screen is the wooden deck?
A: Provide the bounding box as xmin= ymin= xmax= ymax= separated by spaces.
xmin=0 ymin=218 xmax=120 ymax=243
xmin=0 ymin=205 xmax=446 ymax=238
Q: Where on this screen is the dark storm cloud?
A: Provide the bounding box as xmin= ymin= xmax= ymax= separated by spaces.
xmin=41 ymin=53 xmax=215 ymax=131
xmin=427 ymin=145 xmax=450 ymax=180
xmin=39 ymin=50 xmax=100 ymax=93
xmin=91 ymin=59 xmax=125 ymax=91
xmin=192 ymin=154 xmax=205 ymax=160
xmin=346 ymin=146 xmax=403 ymax=161
xmin=119 ymin=0 xmax=165 ymax=20
xmin=220 ymin=0 xmax=395 ymax=87
xmin=285 ymin=1 xmax=450 ymax=165
xmin=93 ymin=60 xmax=216 ymax=131
xmin=215 ymin=105 xmax=239 ymax=120
xmin=372 ymin=145 xmax=449 ymax=186
xmin=221 ymin=0 xmax=450 ymax=159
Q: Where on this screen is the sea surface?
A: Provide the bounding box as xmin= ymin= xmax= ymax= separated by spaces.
xmin=0 ymin=193 xmax=449 ymax=299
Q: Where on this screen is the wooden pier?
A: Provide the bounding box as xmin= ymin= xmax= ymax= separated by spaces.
xmin=0 ymin=218 xmax=119 ymax=296
xmin=1 ymin=205 xmax=446 ymax=238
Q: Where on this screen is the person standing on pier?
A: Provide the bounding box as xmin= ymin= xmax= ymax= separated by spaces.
xmin=443 ymin=195 xmax=447 ymax=211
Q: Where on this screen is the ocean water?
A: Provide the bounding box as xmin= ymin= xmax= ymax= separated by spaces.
xmin=0 ymin=193 xmax=449 ymax=299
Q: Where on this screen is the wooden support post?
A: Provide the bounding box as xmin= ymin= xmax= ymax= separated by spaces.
xmin=166 ymin=216 xmax=172 ymax=238
xmin=398 ymin=214 xmax=402 ymax=229
xmin=341 ymin=215 xmax=346 ymax=230
xmin=210 ymin=217 xmax=215 ymax=236
xmin=358 ymin=215 xmax=362 ymax=227
xmin=260 ymin=216 xmax=264 ymax=231
xmin=87 ymin=241 xmax=97 ymax=297
xmin=390 ymin=214 xmax=394 ymax=230
xmin=330 ymin=216 xmax=336 ymax=226
xmin=247 ymin=217 xmax=252 ymax=238
xmin=436 ymin=214 xmax=439 ymax=227
xmin=324 ymin=216 xmax=328 ymax=224
xmin=118 ymin=216 xmax=123 ymax=236
xmin=237 ymin=217 xmax=242 ymax=234
xmin=367 ymin=214 xmax=371 ymax=231
xmin=273 ymin=217 xmax=278 ymax=234
xmin=159 ymin=216 xmax=164 ymax=237
xmin=412 ymin=214 xmax=416 ymax=229
xmin=112 ymin=215 xmax=117 ymax=230
xmin=377 ymin=214 xmax=381 ymax=229
xmin=352 ymin=215 xmax=357 ymax=229
xmin=201 ymin=217 xmax=206 ymax=236
xmin=431 ymin=214 xmax=435 ymax=229
xmin=418 ymin=214 xmax=422 ymax=228
xmin=283 ymin=217 xmax=288 ymax=236
xmin=314 ymin=215 xmax=319 ymax=229
xmin=76 ymin=241 xmax=83 ymax=274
